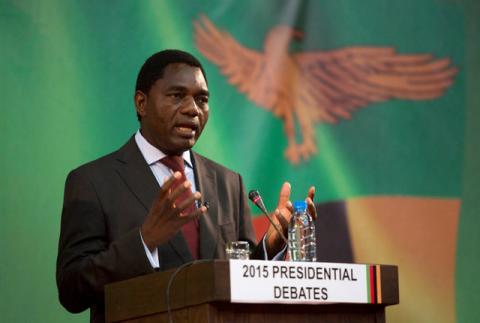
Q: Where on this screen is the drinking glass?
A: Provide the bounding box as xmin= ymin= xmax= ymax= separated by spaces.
xmin=225 ymin=241 xmax=250 ymax=260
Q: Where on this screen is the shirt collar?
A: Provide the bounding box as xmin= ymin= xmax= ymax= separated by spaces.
xmin=134 ymin=130 xmax=193 ymax=168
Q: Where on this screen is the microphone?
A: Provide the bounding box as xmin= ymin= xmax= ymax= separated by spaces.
xmin=202 ymin=201 xmax=210 ymax=209
xmin=248 ymin=190 xmax=288 ymax=245
xmin=196 ymin=200 xmax=210 ymax=210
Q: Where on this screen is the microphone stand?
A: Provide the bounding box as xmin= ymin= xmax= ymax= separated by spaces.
xmin=248 ymin=190 xmax=289 ymax=245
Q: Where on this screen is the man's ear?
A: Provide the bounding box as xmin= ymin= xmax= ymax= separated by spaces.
xmin=134 ymin=90 xmax=147 ymax=118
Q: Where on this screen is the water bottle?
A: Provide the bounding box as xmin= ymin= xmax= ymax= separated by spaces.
xmin=288 ymin=200 xmax=317 ymax=261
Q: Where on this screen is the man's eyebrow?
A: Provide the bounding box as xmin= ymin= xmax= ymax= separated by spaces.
xmin=166 ymin=85 xmax=187 ymax=92
xmin=198 ymin=89 xmax=210 ymax=96
xmin=165 ymin=86 xmax=209 ymax=96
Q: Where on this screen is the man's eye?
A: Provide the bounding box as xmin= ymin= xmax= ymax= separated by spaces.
xmin=169 ymin=92 xmax=183 ymax=98
xmin=196 ymin=96 xmax=209 ymax=104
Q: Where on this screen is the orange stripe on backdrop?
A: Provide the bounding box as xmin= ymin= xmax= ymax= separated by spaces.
xmin=346 ymin=196 xmax=460 ymax=323
xmin=376 ymin=265 xmax=382 ymax=304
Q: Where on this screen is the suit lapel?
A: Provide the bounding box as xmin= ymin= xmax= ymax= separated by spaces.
xmin=192 ymin=152 xmax=220 ymax=260
xmin=113 ymin=137 xmax=158 ymax=211
xmin=113 ymin=136 xmax=191 ymax=264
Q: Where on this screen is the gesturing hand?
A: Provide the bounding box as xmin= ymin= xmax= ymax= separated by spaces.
xmin=140 ymin=172 xmax=207 ymax=251
xmin=265 ymin=182 xmax=316 ymax=257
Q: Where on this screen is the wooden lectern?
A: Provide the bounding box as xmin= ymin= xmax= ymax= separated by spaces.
xmin=105 ymin=260 xmax=398 ymax=323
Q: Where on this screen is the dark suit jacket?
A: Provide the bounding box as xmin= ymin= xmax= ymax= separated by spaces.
xmin=56 ymin=137 xmax=260 ymax=322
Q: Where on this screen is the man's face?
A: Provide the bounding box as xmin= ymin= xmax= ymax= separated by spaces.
xmin=135 ymin=63 xmax=209 ymax=155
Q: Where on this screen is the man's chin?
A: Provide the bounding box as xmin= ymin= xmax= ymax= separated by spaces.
xmin=169 ymin=139 xmax=196 ymax=154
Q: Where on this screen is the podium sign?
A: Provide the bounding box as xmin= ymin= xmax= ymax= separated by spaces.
xmin=230 ymin=260 xmax=378 ymax=304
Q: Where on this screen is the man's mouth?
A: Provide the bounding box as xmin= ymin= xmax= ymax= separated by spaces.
xmin=174 ymin=123 xmax=199 ymax=138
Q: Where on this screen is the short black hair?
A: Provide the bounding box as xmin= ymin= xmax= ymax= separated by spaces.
xmin=135 ymin=49 xmax=207 ymax=121
xmin=135 ymin=49 xmax=207 ymax=93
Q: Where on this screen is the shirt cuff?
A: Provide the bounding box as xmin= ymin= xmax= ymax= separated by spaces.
xmin=262 ymin=235 xmax=287 ymax=260
xmin=140 ymin=230 xmax=160 ymax=269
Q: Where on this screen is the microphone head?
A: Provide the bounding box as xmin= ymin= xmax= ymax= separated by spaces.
xmin=248 ymin=190 xmax=260 ymax=201
xmin=248 ymin=189 xmax=267 ymax=214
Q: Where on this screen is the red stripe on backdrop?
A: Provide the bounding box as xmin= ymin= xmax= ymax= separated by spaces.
xmin=253 ymin=216 xmax=269 ymax=242
xmin=370 ymin=265 xmax=376 ymax=304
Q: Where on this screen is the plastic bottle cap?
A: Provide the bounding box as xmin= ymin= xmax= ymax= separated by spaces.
xmin=293 ymin=200 xmax=307 ymax=211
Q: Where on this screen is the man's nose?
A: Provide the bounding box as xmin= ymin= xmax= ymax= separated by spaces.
xmin=183 ymin=96 xmax=200 ymax=116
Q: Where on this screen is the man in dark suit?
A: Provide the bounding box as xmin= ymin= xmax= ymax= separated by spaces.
xmin=56 ymin=50 xmax=315 ymax=322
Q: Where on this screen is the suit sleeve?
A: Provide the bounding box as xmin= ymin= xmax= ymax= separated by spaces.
xmin=56 ymin=168 xmax=154 ymax=313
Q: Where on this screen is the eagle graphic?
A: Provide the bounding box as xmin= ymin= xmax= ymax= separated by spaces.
xmin=194 ymin=15 xmax=458 ymax=164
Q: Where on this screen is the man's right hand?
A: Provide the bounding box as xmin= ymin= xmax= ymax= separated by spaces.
xmin=140 ymin=172 xmax=207 ymax=251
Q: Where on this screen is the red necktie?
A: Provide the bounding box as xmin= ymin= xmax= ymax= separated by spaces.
xmin=160 ymin=155 xmax=199 ymax=259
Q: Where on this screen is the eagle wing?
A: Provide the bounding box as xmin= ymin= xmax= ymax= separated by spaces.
xmin=194 ymin=16 xmax=286 ymax=116
xmin=293 ymin=47 xmax=458 ymax=123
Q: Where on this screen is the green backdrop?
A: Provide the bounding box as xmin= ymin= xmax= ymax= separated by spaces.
xmin=0 ymin=0 xmax=479 ymax=322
